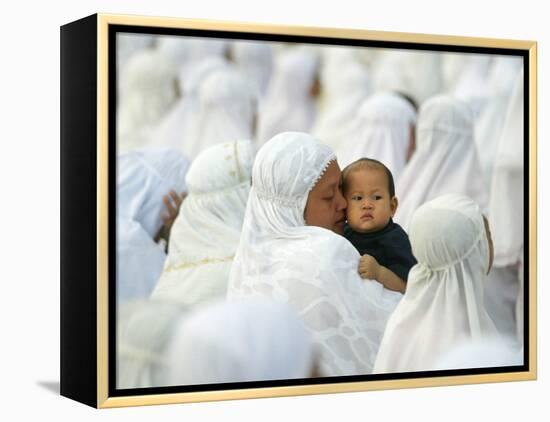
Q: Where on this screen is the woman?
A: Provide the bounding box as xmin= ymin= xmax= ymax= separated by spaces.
xmin=373 ymin=194 xmax=500 ymax=373
xmin=257 ymin=47 xmax=320 ymax=145
xmin=395 ymin=95 xmax=488 ymax=231
xmin=151 ymin=140 xmax=254 ymax=308
xmin=117 ymin=148 xmax=190 ymax=303
xmin=336 ymin=92 xmax=417 ymax=180
xmin=184 ymin=67 xmax=257 ymax=159
xmin=227 ymin=132 xmax=401 ymax=376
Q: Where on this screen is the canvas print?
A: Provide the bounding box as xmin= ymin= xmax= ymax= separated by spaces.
xmin=114 ymin=29 xmax=526 ymax=392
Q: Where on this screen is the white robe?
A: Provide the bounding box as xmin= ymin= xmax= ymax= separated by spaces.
xmin=395 ymin=95 xmax=488 ymax=232
xmin=151 ymin=140 xmax=253 ymax=308
xmin=227 ymin=132 xmax=402 ymax=376
xmin=374 ymin=194 xmax=500 ymax=373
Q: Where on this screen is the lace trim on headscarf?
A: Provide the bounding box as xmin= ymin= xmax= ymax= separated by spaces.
xmin=254 ymin=188 xmax=303 ymax=207
xmin=309 ymin=156 xmax=337 ymax=192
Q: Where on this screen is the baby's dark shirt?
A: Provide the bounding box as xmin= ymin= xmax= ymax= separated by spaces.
xmin=344 ymin=219 xmax=417 ymax=282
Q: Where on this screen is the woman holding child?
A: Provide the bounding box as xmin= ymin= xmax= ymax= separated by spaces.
xmin=227 ymin=131 xmax=402 ymax=376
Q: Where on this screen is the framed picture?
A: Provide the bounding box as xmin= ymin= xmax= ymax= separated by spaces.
xmin=60 ymin=13 xmax=537 ymax=408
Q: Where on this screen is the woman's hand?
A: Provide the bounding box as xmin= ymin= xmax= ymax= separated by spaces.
xmin=359 ymin=254 xmax=380 ymax=281
xmin=161 ymin=190 xmax=187 ymax=232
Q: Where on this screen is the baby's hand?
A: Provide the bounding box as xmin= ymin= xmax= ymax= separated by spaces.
xmin=359 ymin=254 xmax=380 ymax=281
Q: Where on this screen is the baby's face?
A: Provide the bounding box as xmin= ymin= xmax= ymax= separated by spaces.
xmin=344 ymin=168 xmax=397 ymax=233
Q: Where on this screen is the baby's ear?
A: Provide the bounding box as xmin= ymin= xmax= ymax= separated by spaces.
xmin=390 ymin=196 xmax=398 ymax=216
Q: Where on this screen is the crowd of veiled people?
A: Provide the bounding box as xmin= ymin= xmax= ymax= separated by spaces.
xmin=115 ymin=33 xmax=525 ymax=389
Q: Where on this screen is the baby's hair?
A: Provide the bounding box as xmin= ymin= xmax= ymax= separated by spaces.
xmin=342 ymin=158 xmax=395 ymax=197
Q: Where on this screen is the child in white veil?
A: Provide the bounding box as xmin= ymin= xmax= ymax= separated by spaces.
xmin=227 ymin=132 xmax=401 ymax=376
xmin=373 ymin=194 xmax=500 ymax=374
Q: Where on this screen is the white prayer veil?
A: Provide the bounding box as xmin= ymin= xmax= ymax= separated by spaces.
xmin=166 ymin=299 xmax=314 ymax=385
xmin=150 ymin=57 xmax=229 ymax=152
xmin=488 ymin=70 xmax=524 ymax=267
xmin=474 ymin=56 xmax=523 ymax=191
xmin=373 ymin=194 xmax=499 ymax=374
xmin=117 ymin=147 xmax=190 ymax=239
xmin=312 ymin=49 xmax=371 ymax=152
xmin=151 ymin=140 xmax=254 ymax=307
xmin=336 ymin=92 xmax=416 ymax=180
xmin=117 ymin=49 xmax=179 ymax=152
xmin=372 ymin=50 xmax=442 ymax=106
xmin=117 ymin=299 xmax=186 ymax=388
xmin=395 ymin=95 xmax=488 ymax=231
xmin=184 ymin=67 xmax=256 ymax=159
xmin=231 ymin=41 xmax=273 ymax=98
xmin=227 ymin=132 xmax=401 ymax=376
xmin=452 ymin=55 xmax=492 ymax=118
xmin=257 ymin=47 xmax=320 ymax=144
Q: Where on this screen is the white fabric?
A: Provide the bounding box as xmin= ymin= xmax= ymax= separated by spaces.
xmin=484 ymin=265 xmax=521 ymax=337
xmin=336 ymin=92 xmax=416 ymax=180
xmin=157 ymin=36 xmax=227 ymax=77
xmin=452 ymin=55 xmax=492 ymax=118
xmin=117 ymin=300 xmax=186 ymax=388
xmin=374 ymin=194 xmax=499 ymax=373
xmin=166 ymin=299 xmax=314 ymax=385
xmin=395 ymin=95 xmax=488 ymax=231
xmin=116 ymin=219 xmax=166 ymax=303
xmin=231 ymin=41 xmax=273 ymax=98
xmin=227 ymin=132 xmax=402 ymax=376
xmin=433 ymin=336 xmax=522 ymax=370
xmin=257 ymin=47 xmax=319 ymax=144
xmin=116 ymin=33 xmax=155 ymax=74
xmin=312 ymin=49 xmax=370 ymax=152
xmin=372 ymin=49 xmax=442 ymax=105
xmin=150 ymin=57 xmax=229 ymax=151
xmin=117 ymin=147 xmax=190 ymax=239
xmin=474 ymin=56 xmax=523 ymax=191
xmin=117 ymin=49 xmax=179 ymax=152
xmin=151 ymin=140 xmax=254 ymax=307
xmin=184 ymin=67 xmax=256 ymax=159
xmin=488 ymin=70 xmax=524 ymax=267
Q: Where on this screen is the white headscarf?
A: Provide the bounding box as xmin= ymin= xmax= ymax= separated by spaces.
xmin=116 ymin=218 xmax=166 ymax=303
xmin=117 ymin=300 xmax=186 ymax=389
xmin=395 ymin=95 xmax=488 ymax=231
xmin=231 ymin=41 xmax=273 ymax=98
xmin=488 ymin=70 xmax=524 ymax=267
xmin=151 ymin=140 xmax=254 ymax=307
xmin=336 ymin=92 xmax=416 ymax=179
xmin=184 ymin=67 xmax=256 ymax=159
xmin=117 ymin=147 xmax=190 ymax=239
xmin=150 ymin=57 xmax=229 ymax=152
xmin=227 ymin=132 xmax=402 ymax=376
xmin=372 ymin=49 xmax=442 ymax=106
xmin=374 ymin=194 xmax=499 ymax=374
xmin=257 ymin=47 xmax=319 ymax=144
xmin=117 ymin=49 xmax=179 ymax=152
xmin=474 ymin=56 xmax=523 ymax=190
xmin=166 ymin=299 xmax=314 ymax=385
xmin=312 ymin=49 xmax=371 ymax=152
xmin=452 ymin=55 xmax=492 ymax=118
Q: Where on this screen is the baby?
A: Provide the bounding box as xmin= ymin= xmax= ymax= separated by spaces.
xmin=342 ymin=158 xmax=417 ymax=293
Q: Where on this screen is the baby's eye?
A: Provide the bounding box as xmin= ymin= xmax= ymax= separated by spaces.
xmin=373 ymin=195 xmax=383 ymax=200
xmin=352 ymin=195 xmax=362 ymax=201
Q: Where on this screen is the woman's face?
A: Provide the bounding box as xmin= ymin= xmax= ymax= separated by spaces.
xmin=304 ymin=161 xmax=347 ymax=235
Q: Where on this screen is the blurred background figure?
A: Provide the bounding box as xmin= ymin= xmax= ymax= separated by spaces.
xmin=151 ymin=140 xmax=254 ymax=308
xmin=117 ymin=148 xmax=189 ymax=303
xmin=484 ymin=70 xmax=525 ymax=344
xmin=230 ymin=40 xmax=274 ymax=100
xmin=336 ymin=92 xmax=416 ymax=180
xmin=166 ymin=300 xmax=316 ymax=385
xmin=312 ymin=46 xmax=371 ymax=152
xmin=395 ymin=95 xmax=487 ymax=231
xmin=257 ymin=46 xmax=320 ymax=144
